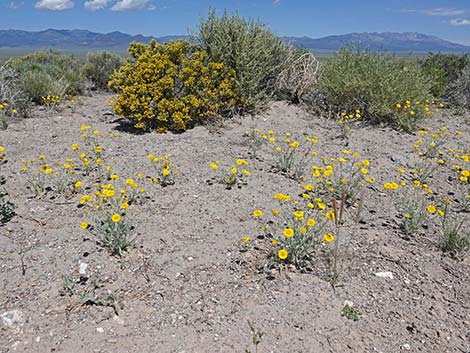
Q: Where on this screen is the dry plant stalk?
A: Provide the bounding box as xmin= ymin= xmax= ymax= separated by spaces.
xmin=276 ymin=48 xmax=319 ymax=104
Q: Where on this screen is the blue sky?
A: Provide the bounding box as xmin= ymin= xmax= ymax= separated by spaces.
xmin=1 ymin=0 xmax=470 ymax=45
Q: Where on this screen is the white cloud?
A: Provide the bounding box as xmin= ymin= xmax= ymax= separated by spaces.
xmin=147 ymin=3 xmax=156 ymax=11
xmin=450 ymin=18 xmax=470 ymax=26
xmin=401 ymin=8 xmax=468 ymax=16
xmin=35 ymin=0 xmax=74 ymax=10
xmin=84 ymin=0 xmax=109 ymax=10
xmin=422 ymin=8 xmax=467 ymax=16
xmin=111 ymin=0 xmax=149 ymax=11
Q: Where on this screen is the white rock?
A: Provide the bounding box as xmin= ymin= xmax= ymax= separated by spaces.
xmin=402 ymin=343 xmax=411 ymax=350
xmin=375 ymin=271 xmax=394 ymax=279
xmin=1 ymin=310 xmax=23 ymax=328
xmin=79 ymin=261 xmax=88 ymax=275
xmin=343 ymin=300 xmax=354 ymax=307
xmin=96 ymin=327 xmax=104 ymax=333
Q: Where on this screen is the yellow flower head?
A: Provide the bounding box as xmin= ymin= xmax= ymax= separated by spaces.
xmin=324 ymin=233 xmax=334 ymax=243
xmin=326 ymin=211 xmax=335 ymax=221
xmin=277 ymin=249 xmax=288 ymax=260
xmin=111 ymin=213 xmax=121 ymax=223
xmin=253 ymin=209 xmax=263 ymax=217
xmin=80 ymin=222 xmax=89 ymax=229
xmin=283 ymin=227 xmax=294 ymax=238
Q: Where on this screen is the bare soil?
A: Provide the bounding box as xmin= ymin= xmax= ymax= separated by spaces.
xmin=1 ymin=93 xmax=469 ymax=353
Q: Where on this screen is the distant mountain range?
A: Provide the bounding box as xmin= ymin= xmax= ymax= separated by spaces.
xmin=0 ymin=29 xmax=469 ymax=53
xmin=284 ymin=32 xmax=470 ymax=53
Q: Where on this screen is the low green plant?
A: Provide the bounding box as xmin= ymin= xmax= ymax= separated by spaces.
xmin=209 ymin=158 xmax=251 ymax=188
xmin=252 ymin=192 xmax=330 ymax=270
xmin=81 ymin=183 xmax=135 ymax=257
xmin=0 ymin=146 xmax=15 ymax=224
xmin=342 ymin=304 xmax=362 ymax=321
xmin=273 ymin=133 xmax=318 ymax=179
xmin=85 ymin=51 xmax=123 ymax=90
xmin=383 ymin=181 xmax=435 ymax=237
xmin=242 ymin=127 xmax=270 ymax=158
xmin=309 ymin=151 xmax=374 ymax=205
xmin=63 ymin=273 xmax=119 ymax=314
xmin=147 ymin=153 xmax=177 ymax=187
xmin=337 ymin=109 xmax=361 ymax=140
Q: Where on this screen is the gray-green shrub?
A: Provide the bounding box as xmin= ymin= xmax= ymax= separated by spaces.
xmin=420 ymin=53 xmax=469 ymax=98
xmin=0 ymin=60 xmax=31 ymax=121
xmin=11 ymin=50 xmax=85 ymax=103
xmin=316 ymin=48 xmax=432 ymax=131
xmin=85 ymin=51 xmax=123 ymax=90
xmin=446 ymin=62 xmax=470 ymax=114
xmin=193 ymin=9 xmax=289 ymax=113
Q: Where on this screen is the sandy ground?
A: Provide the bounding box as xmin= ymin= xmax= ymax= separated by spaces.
xmin=0 ymin=93 xmax=469 ymax=353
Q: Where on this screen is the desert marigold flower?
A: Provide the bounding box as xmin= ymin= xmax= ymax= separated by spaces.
xmin=120 ymin=202 xmax=129 ymax=210
xmin=437 ymin=209 xmax=445 ymax=217
xmin=80 ymin=222 xmax=89 ymax=229
xmin=383 ymin=182 xmax=398 ymax=190
xmin=231 ymin=167 xmax=238 ymax=174
xmin=45 ymin=168 xmax=53 ymax=175
xmin=253 ymin=209 xmax=263 ymax=217
xmin=404 ymin=213 xmax=411 ymax=219
xmin=362 ymin=160 xmax=370 ymax=166
xmin=277 ymin=249 xmax=288 ymax=260
xmin=290 ymin=141 xmax=299 ymax=148
xmin=271 ymin=239 xmax=278 ymax=246
xmin=303 ymin=184 xmax=313 ymax=191
xmin=306 ymin=218 xmax=316 ymax=227
xmin=276 ymin=146 xmax=282 ymax=152
xmin=294 ymin=210 xmax=304 ymax=220
xmin=209 ymin=162 xmax=218 ymax=170
xmin=242 ymin=236 xmax=250 ymax=243
xmin=74 ymin=181 xmax=82 ymax=188
xmin=317 ymin=202 xmax=326 ymax=210
xmin=283 ymin=227 xmax=294 ymax=238
xmin=326 ymin=211 xmax=335 ymax=221
xmin=111 ymin=213 xmax=121 ymax=223
xmin=126 ymin=178 xmax=137 ymax=188
xmin=426 ymin=205 xmax=437 ymax=214
xmin=323 ymin=233 xmax=334 ymax=243
xmin=300 ymin=227 xmax=307 ymax=234
xmin=163 ymin=168 xmax=170 ymax=176
xmin=396 ymin=103 xmax=401 ymax=109
xmin=269 ymin=137 xmax=275 ymax=143
xmin=272 ymin=209 xmax=279 ymax=216
xmin=361 ymin=168 xmax=368 ymax=175
xmin=94 ymin=146 xmax=103 ymax=153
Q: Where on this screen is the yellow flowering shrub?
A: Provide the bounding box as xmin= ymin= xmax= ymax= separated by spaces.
xmin=109 ymin=40 xmax=239 ymax=132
